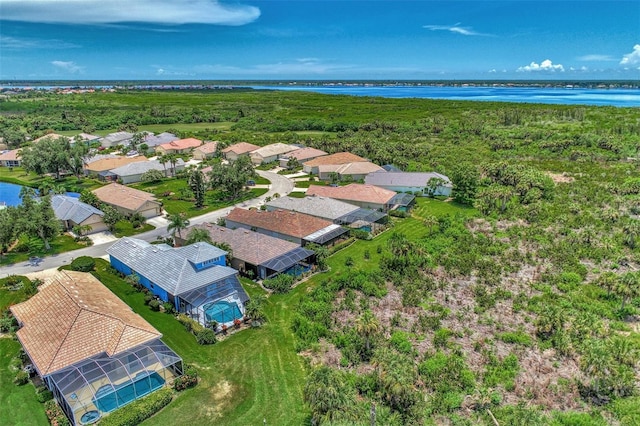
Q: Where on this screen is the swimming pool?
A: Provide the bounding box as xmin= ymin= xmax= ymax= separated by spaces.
xmin=203 ymin=300 xmax=242 ymax=324
xmin=93 ymin=371 xmax=164 ymax=413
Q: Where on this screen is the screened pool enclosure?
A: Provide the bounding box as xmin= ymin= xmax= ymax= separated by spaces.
xmin=45 ymin=340 xmax=182 ymax=426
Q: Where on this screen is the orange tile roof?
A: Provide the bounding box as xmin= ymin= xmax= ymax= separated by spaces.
xmin=85 ymin=156 xmax=147 ymax=172
xmin=92 ymin=182 xmax=159 ymax=212
xmin=306 ymin=183 xmax=396 ymax=205
xmin=10 ymin=271 xmax=161 ymax=375
xmin=226 ymin=207 xmax=333 ymax=239
xmin=195 ymin=141 xmax=218 ymax=154
xmin=284 ymin=147 xmax=328 ymax=161
xmin=303 ymin=152 xmax=367 ymax=167
xmin=221 ymin=142 xmax=260 ymax=155
xmin=0 ymin=148 xmax=20 ymax=161
xmin=158 ymin=137 xmax=202 ymax=151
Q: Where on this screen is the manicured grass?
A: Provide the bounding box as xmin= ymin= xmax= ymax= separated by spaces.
xmin=0 ymin=235 xmax=87 ymax=266
xmin=131 ymin=179 xmax=268 ymax=218
xmin=287 ymin=191 xmax=307 ymax=198
xmin=253 ymin=176 xmax=270 ymax=185
xmin=293 ymin=179 xmax=325 ymax=189
xmin=113 ymin=221 xmax=155 ymax=238
xmin=90 ymin=260 xmax=310 ymax=426
xmin=411 ymin=197 xmax=478 ymax=219
xmin=0 ymin=167 xmax=105 ymax=192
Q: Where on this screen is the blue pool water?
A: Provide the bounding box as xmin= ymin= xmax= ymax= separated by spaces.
xmin=204 ymin=300 xmax=242 ymax=324
xmin=285 ymin=264 xmax=311 ymax=277
xmin=93 ymin=371 xmax=164 ymax=413
xmin=0 ymin=182 xmax=80 ymax=207
xmin=79 ymin=410 xmax=100 ymax=425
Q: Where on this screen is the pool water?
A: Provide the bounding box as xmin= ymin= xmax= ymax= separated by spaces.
xmin=93 ymin=371 xmax=164 ymax=413
xmin=80 ymin=410 xmax=100 ymax=425
xmin=285 ymin=264 xmax=311 ymax=277
xmin=203 ymin=300 xmax=242 ymax=324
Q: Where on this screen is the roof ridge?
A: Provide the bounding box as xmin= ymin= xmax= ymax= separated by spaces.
xmin=43 ymin=294 xmax=82 ymax=375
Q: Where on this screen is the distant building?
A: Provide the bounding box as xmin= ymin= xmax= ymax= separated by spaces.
xmin=109 ymin=158 xmax=185 ymax=184
xmin=100 ymin=132 xmax=134 ymax=148
xmin=92 ymin=182 xmax=162 ymax=218
xmin=176 ymin=224 xmax=315 ymax=280
xmin=51 ymin=195 xmax=107 ymax=234
xmin=0 ymin=149 xmax=21 ymax=167
xmin=143 ymin=132 xmax=179 ymax=147
xmin=302 ymin=152 xmax=367 ymax=175
xmin=365 ymin=171 xmax=453 ymax=197
xmin=221 ymin=142 xmax=260 ymax=162
xmin=31 ymin=133 xmax=71 ymax=144
xmin=107 ymin=237 xmax=249 ymax=327
xmin=278 ymin=147 xmax=328 ymax=168
xmin=83 ymin=155 xmax=147 ymax=179
xmin=306 ymin=183 xmax=414 ymax=211
xmin=192 ymin=141 xmax=219 ymax=160
xmin=155 ymin=138 xmax=202 ymax=155
xmin=317 ymin=161 xmax=384 ymax=181
xmin=249 ymin=143 xmax=297 ymax=165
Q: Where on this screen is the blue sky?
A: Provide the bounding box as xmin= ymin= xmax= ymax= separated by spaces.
xmin=1 ymin=1 xmax=639 ymax=80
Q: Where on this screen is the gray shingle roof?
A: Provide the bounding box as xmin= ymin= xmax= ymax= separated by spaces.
xmin=107 ymin=237 xmax=236 ymax=296
xmin=144 ymin=132 xmax=179 ymax=147
xmin=51 ymin=195 xmax=104 ymax=224
xmin=109 ymin=158 xmax=184 ymax=176
xmin=365 ymin=171 xmax=452 ymax=187
xmin=265 ymin=196 xmax=360 ymax=221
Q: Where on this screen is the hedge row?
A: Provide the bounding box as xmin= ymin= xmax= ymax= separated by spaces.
xmin=98 ymin=388 xmax=173 ymax=426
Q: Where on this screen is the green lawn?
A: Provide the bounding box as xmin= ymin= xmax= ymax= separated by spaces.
xmin=57 ymin=122 xmax=234 ymax=137
xmin=0 ymin=167 xmax=105 ymax=192
xmin=113 ymin=221 xmax=155 ymax=238
xmin=253 ymin=176 xmax=270 ymax=185
xmin=0 ymin=235 xmax=87 ymax=266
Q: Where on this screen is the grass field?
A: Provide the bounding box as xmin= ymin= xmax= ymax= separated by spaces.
xmin=113 ymin=221 xmax=155 ymax=238
xmin=0 ymin=167 xmax=104 ymax=192
xmin=0 ymin=235 xmax=87 ymax=266
xmin=57 ymin=122 xmax=235 ymax=137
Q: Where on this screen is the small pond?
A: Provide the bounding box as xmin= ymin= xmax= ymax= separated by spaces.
xmin=0 ymin=182 xmax=80 ymax=207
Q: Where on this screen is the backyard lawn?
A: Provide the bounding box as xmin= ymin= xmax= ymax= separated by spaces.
xmin=0 ymin=167 xmax=104 ymax=192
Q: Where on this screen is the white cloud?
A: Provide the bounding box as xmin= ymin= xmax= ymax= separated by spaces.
xmin=517 ymin=59 xmax=564 ymax=72
xmin=51 ymin=60 xmax=84 ymax=74
xmin=423 ymin=23 xmax=491 ymax=36
xmin=0 ymin=0 xmax=260 ymax=25
xmin=0 ymin=35 xmax=80 ymax=49
xmin=620 ymin=44 xmax=640 ymax=66
xmin=577 ymin=54 xmax=615 ymax=62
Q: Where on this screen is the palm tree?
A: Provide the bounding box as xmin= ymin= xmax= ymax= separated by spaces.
xmin=245 ymin=295 xmax=266 ymax=324
xmin=185 ymin=228 xmax=212 ymax=245
xmin=166 ymin=213 xmax=190 ymax=244
xmin=355 ymin=310 xmax=380 ymax=353
xmin=622 ymin=220 xmax=640 ymax=249
xmin=597 ymin=271 xmax=618 ymax=298
xmin=422 ymin=215 xmax=438 ymax=236
xmin=616 ymin=271 xmax=640 ymax=310
xmin=158 ymin=153 xmax=169 ymax=177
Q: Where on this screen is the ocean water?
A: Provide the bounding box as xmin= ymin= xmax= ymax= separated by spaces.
xmin=251 ymin=85 xmax=640 ymax=107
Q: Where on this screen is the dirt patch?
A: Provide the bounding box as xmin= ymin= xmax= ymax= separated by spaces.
xmin=200 ymin=380 xmax=234 ymax=419
xmin=300 ymin=339 xmax=342 ymax=369
xmin=546 ymin=172 xmax=575 ymax=184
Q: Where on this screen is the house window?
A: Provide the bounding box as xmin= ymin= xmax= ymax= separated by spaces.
xmin=150 ymin=284 xmax=154 ymax=289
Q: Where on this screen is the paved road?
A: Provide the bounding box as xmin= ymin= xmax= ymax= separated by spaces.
xmin=0 ymin=170 xmax=294 ymax=278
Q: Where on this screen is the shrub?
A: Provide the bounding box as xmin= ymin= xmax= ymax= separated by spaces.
xmin=176 ymin=314 xmax=205 ymax=334
xmin=174 ymin=366 xmax=198 ymax=391
xmin=351 ymin=229 xmax=372 ymax=240
xmin=98 ymin=388 xmax=173 ymax=426
xmin=148 ymin=300 xmax=161 ymax=311
xmin=35 ymin=386 xmax=53 ymax=403
xmin=195 ymin=329 xmax=217 ymax=345
xmin=263 ymin=274 xmax=295 ymax=294
xmin=390 ymin=331 xmax=413 ymax=355
xmin=162 ymin=302 xmax=175 ymax=314
xmin=13 ymin=370 xmax=29 ymax=385
xmin=143 ymin=294 xmax=154 ymax=305
xmin=69 ymin=256 xmax=95 ymax=272
xmin=44 ymin=400 xmax=70 ymax=426
xmin=498 ymin=331 xmax=533 ymax=346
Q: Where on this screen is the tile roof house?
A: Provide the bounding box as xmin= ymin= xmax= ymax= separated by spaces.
xmin=306 ymin=183 xmax=402 ymax=211
xmin=221 ymin=142 xmax=260 ymax=162
xmin=11 ymin=270 xmax=183 ymax=426
xmin=100 ymin=131 xmax=134 ymax=148
xmin=84 ymin=155 xmax=148 ymax=179
xmin=225 ymin=207 xmax=349 ymax=246
xmin=365 ymin=171 xmax=453 ymax=197
xmin=155 ymin=138 xmax=202 ymax=155
xmin=317 ymin=161 xmax=384 ymax=181
xmin=278 ymin=147 xmax=328 ymax=168
xmin=302 ymin=152 xmax=367 ymax=175
xmin=51 ymin=195 xmax=107 ymax=234
xmin=192 ymin=141 xmax=219 ymax=160
xmin=265 ymin=195 xmax=388 ymax=230
xmin=0 ymin=148 xmax=21 ymax=167
xmin=107 ymin=237 xmax=249 ymax=327
xmin=176 ymin=224 xmax=315 ymax=279
xmin=92 ymin=182 xmax=162 ymax=218
xmin=143 ymin=132 xmax=179 ymax=147
xmin=249 ymin=143 xmax=297 ymax=165
xmin=109 ymin=158 xmax=185 ymax=184
xmin=31 ymin=133 xmax=71 ymax=144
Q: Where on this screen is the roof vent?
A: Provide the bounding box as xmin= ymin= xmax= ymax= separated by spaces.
xmin=193 ymin=244 xmax=198 ymax=248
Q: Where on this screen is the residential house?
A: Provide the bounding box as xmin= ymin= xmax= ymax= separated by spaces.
xmin=92 ymin=182 xmax=162 ymax=218
xmin=0 ymin=149 xmax=21 ymax=167
xmin=109 ymin=158 xmax=185 ymax=184
xmin=249 ymin=143 xmax=297 ymax=165
xmin=100 ymin=132 xmax=134 ymax=148
xmin=192 ymin=141 xmax=219 ymax=160
xmin=220 ymin=142 xmax=260 ymax=162
xmin=84 ymin=155 xmax=148 ymax=180
xmin=306 ymin=183 xmax=414 ymax=211
xmin=11 ymin=270 xmax=183 ymax=426
xmin=143 ymin=132 xmax=179 ymax=148
xmin=302 ymin=152 xmax=367 ymax=175
xmin=51 ymin=195 xmax=107 ymax=234
xmin=155 ymin=138 xmax=202 ymax=155
xmin=278 ymin=147 xmax=328 ymax=168
xmin=107 ymin=237 xmax=249 ymax=327
xmin=31 ymin=133 xmax=71 ymax=144
xmin=265 ymin=195 xmax=388 ymax=231
xmin=317 ymin=161 xmax=384 ymax=181
xmin=225 ymin=207 xmax=349 ymax=246
xmin=176 ymin=224 xmax=315 ymax=280
xmin=72 ymin=133 xmax=101 ymax=146
xmin=365 ymin=171 xmax=453 ymax=196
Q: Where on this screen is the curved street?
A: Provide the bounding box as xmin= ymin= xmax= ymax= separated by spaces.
xmin=0 ymin=170 xmax=294 ymax=278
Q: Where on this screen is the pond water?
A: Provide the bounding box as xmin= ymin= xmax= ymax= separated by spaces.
xmin=0 ymin=182 xmax=80 ymax=207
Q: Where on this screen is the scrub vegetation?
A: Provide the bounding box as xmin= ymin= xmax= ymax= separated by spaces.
xmin=1 ymin=89 xmax=640 ymax=424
